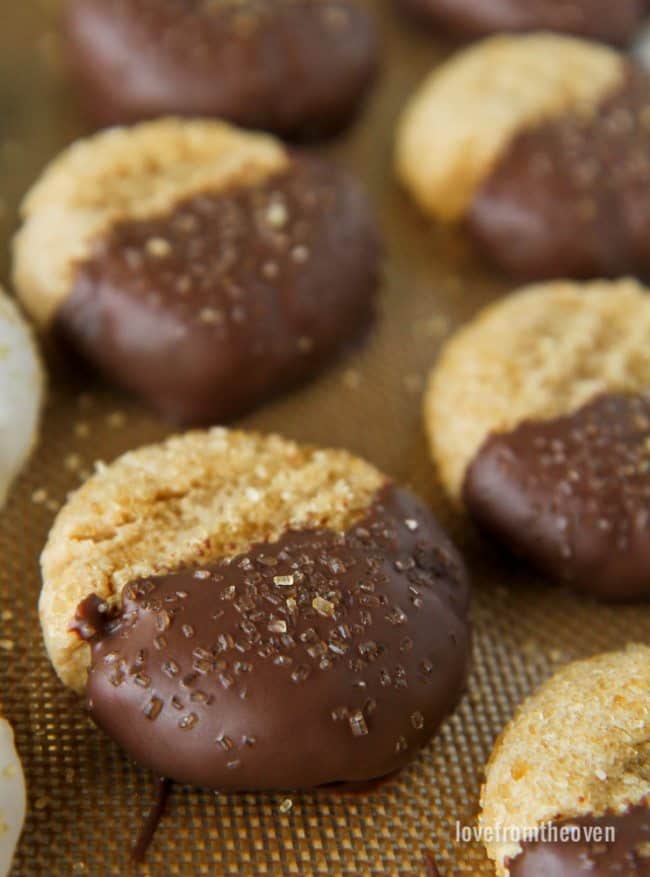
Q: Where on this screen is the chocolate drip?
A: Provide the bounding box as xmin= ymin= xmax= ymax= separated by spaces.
xmin=469 ymin=70 xmax=650 ymax=280
xmin=423 ymin=849 xmax=441 ymax=876
xmin=70 ymin=594 xmax=117 ymax=641
xmin=463 ymin=392 xmax=650 ymax=600
xmin=76 ymin=485 xmax=471 ymax=791
xmin=508 ymin=805 xmax=650 ymax=876
xmin=57 ymin=156 xmax=380 ymax=425
xmin=131 ymin=777 xmax=171 ymax=864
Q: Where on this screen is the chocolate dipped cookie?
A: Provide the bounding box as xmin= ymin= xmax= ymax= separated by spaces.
xmin=395 ymin=0 xmax=647 ymax=46
xmin=0 ymin=704 xmax=26 ymax=877
xmin=40 ymin=429 xmax=471 ymax=790
xmin=425 ymin=279 xmax=650 ymax=601
xmin=63 ymin=0 xmax=379 ymax=136
xmin=13 ymin=119 xmax=380 ymax=425
xmin=396 ymin=34 xmax=650 ymax=281
xmin=481 ymin=645 xmax=650 ymax=877
xmin=0 ymin=287 xmax=44 ymax=509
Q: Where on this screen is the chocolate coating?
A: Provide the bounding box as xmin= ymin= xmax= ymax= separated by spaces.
xmin=63 ymin=0 xmax=378 ymax=136
xmin=468 ymin=71 xmax=650 ymax=281
xmin=57 ymin=156 xmax=380 ymax=425
xmin=463 ymin=393 xmax=650 ymax=601
xmin=74 ymin=485 xmax=471 ymax=791
xmin=396 ymin=0 xmax=646 ymax=44
xmin=509 ymin=805 xmax=650 ymax=876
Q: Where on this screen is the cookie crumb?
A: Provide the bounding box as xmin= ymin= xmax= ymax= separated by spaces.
xmin=106 ymin=411 xmax=126 ymax=429
xmin=199 ymin=307 xmax=223 ymax=325
xmin=297 ymin=336 xmax=314 ymax=354
xmin=65 ymin=453 xmax=82 ymax=471
xmin=342 ymin=368 xmax=362 ymax=390
xmin=266 ymin=201 xmax=289 ymax=229
xmin=291 ymin=244 xmax=310 ymax=264
xmin=146 ymin=237 xmax=172 ymax=258
xmin=279 ymin=797 xmax=293 ymax=813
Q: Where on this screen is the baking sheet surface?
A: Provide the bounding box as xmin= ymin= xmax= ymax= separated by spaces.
xmin=1 ymin=3 xmax=649 ymax=875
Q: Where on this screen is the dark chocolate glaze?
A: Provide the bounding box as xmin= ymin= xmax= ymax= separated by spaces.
xmin=508 ymin=805 xmax=650 ymax=876
xmin=75 ymin=484 xmax=471 ymax=791
xmin=463 ymin=392 xmax=650 ymax=601
xmin=63 ymin=0 xmax=378 ymax=136
xmin=56 ymin=156 xmax=381 ymax=425
xmin=468 ymin=70 xmax=650 ymax=281
xmin=396 ymin=0 xmax=645 ymax=45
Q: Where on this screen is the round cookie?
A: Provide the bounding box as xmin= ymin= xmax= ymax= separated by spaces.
xmin=425 ymin=279 xmax=650 ymax=600
xmin=41 ymin=428 xmax=471 ymax=790
xmin=0 ymin=287 xmax=44 ymax=508
xmin=0 ymin=707 xmax=26 ymax=877
xmin=13 ymin=119 xmax=380 ymax=425
xmin=396 ymin=35 xmax=650 ymax=281
xmin=62 ymin=0 xmax=378 ymax=136
xmin=481 ymin=645 xmax=650 ymax=877
xmin=396 ymin=0 xmax=647 ymax=46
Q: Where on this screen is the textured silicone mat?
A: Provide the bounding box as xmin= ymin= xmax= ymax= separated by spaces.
xmin=1 ymin=3 xmax=649 ymax=875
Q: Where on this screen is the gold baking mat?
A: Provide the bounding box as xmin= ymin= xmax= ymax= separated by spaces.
xmin=1 ymin=3 xmax=649 ymax=875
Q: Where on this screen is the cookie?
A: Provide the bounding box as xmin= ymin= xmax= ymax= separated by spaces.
xmin=481 ymin=645 xmax=650 ymax=877
xmin=13 ymin=119 xmax=380 ymax=425
xmin=40 ymin=428 xmax=471 ymax=790
xmin=63 ymin=0 xmax=378 ymax=136
xmin=425 ymin=279 xmax=650 ymax=600
xmin=396 ymin=35 xmax=650 ymax=281
xmin=0 ymin=707 xmax=26 ymax=877
xmin=0 ymin=287 xmax=44 ymax=508
xmin=396 ymin=0 xmax=647 ymax=46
